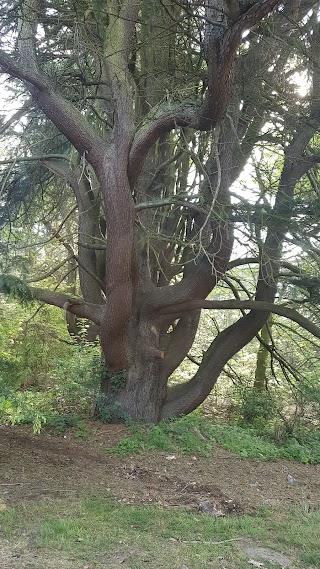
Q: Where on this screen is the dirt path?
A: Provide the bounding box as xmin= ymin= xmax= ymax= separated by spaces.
xmin=1 ymin=424 xmax=320 ymax=514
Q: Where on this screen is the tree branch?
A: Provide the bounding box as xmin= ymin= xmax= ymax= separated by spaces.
xmin=128 ymin=0 xmax=280 ymax=186
xmin=27 ymin=256 xmax=74 ymax=283
xmin=0 ymin=100 xmax=32 ymax=135
xmin=157 ymin=299 xmax=320 ymax=339
xmin=0 ymin=0 xmax=103 ymax=166
xmin=0 ymin=154 xmax=69 ymax=166
xmin=30 ymin=288 xmax=102 ymax=325
xmin=104 ymin=0 xmax=139 ymax=141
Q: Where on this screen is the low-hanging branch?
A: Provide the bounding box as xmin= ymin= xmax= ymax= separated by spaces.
xmin=0 ymin=154 xmax=70 ymax=166
xmin=30 ymin=287 xmax=102 ymax=325
xmin=157 ymin=299 xmax=320 ymax=339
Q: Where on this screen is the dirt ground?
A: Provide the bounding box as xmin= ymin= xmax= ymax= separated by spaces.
xmin=1 ymin=423 xmax=320 ymax=515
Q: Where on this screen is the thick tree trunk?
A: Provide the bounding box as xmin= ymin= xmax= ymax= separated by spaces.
xmin=100 ymin=316 xmax=167 ymax=422
xmin=101 ymin=360 xmax=165 ymax=423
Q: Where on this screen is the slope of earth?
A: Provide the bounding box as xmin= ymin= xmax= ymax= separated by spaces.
xmin=1 ymin=423 xmax=319 ymax=514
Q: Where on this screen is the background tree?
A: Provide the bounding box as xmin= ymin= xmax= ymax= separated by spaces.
xmin=1 ymin=0 xmax=320 ymax=422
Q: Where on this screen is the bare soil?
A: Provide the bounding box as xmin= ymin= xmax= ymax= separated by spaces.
xmin=1 ymin=423 xmax=319 ymax=514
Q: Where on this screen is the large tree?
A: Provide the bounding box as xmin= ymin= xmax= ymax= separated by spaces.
xmin=1 ymin=0 xmax=320 ymax=421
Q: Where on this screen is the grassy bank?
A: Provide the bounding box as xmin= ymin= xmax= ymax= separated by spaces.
xmin=1 ymin=494 xmax=319 ymax=568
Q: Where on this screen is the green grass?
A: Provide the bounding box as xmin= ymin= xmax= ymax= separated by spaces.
xmin=108 ymin=413 xmax=320 ymax=464
xmin=1 ymin=495 xmax=319 ymax=568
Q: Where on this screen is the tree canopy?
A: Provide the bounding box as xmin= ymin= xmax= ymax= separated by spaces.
xmin=1 ymin=0 xmax=320 ymax=422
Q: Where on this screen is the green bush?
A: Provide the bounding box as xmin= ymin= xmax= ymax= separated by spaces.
xmin=238 ymin=388 xmax=280 ymax=427
xmin=45 ymin=412 xmax=81 ymax=432
xmin=0 ymin=333 xmax=102 ymax=433
xmin=0 ymin=385 xmax=52 ymax=433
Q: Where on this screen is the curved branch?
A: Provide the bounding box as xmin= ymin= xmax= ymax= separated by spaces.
xmin=0 ymin=51 xmax=102 ymax=167
xmin=128 ymin=106 xmax=198 ymax=185
xmin=161 ymin=300 xmax=319 ymax=419
xmin=0 ymin=49 xmax=48 ymax=88
xmin=27 ymin=256 xmax=73 ymax=283
xmin=128 ymin=0 xmax=280 ymax=186
xmin=161 ymin=310 xmax=201 ymax=379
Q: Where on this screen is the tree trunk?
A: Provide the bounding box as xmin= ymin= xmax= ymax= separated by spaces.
xmin=101 ymin=360 xmax=165 ymax=423
xmin=254 ymin=318 xmax=273 ymax=390
xmin=100 ymin=315 xmax=167 ymax=422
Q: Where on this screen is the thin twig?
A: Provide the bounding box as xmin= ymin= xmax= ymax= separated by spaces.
xmin=0 ymin=482 xmax=32 ymax=486
xmin=178 ymin=537 xmax=246 ymax=545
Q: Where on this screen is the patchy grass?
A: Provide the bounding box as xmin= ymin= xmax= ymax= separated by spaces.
xmin=1 ymin=495 xmax=320 ymax=568
xmin=109 ymin=414 xmax=320 ymax=464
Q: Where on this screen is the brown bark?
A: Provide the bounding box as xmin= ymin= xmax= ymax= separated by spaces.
xmin=30 ymin=288 xmax=102 ymax=325
xmin=161 ymin=311 xmax=201 ymax=379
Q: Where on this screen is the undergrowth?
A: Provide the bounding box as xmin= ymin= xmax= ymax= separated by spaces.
xmin=108 ymin=412 xmax=320 ymax=464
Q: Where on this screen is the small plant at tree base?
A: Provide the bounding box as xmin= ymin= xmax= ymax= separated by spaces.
xmin=94 ymin=393 xmax=132 ymax=425
xmin=109 ymin=370 xmax=128 ymax=394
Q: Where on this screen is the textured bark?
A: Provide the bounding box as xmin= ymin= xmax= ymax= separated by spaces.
xmin=30 ymin=288 xmax=102 ymax=325
xmin=98 ymin=149 xmax=136 ymax=373
xmin=100 ymin=316 xmax=166 ymax=422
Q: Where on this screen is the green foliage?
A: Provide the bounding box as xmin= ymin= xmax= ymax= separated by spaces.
xmin=109 ymin=369 xmax=128 ymax=393
xmin=94 ymin=392 xmax=112 ymax=423
xmin=94 ymin=394 xmax=133 ymax=425
xmin=292 ymin=380 xmax=320 ymax=425
xmin=0 ymin=299 xmax=75 ymax=388
xmin=0 ymin=274 xmax=33 ymax=304
xmin=73 ymin=418 xmax=90 ymax=438
xmin=48 ymin=346 xmax=102 ymax=414
xmin=238 ymin=388 xmax=280 ymax=429
xmin=0 ymin=302 xmax=102 ymax=432
xmin=0 ymin=385 xmax=52 ymax=434
xmin=45 ymin=413 xmax=91 ymax=438
xmin=109 ymin=412 xmax=320 ymax=463
xmin=109 ymin=413 xmax=212 ymax=457
xmin=44 ymin=412 xmax=81 ymax=432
